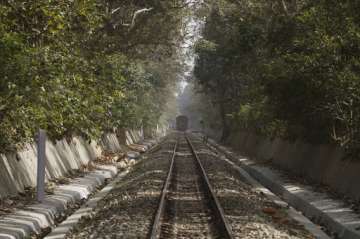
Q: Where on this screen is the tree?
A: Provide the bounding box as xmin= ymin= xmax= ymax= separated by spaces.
xmin=0 ymin=0 xmax=188 ymax=151
xmin=194 ymin=0 xmax=360 ymax=157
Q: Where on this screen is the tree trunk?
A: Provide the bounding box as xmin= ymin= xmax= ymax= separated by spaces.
xmin=116 ymin=128 xmax=127 ymax=145
xmin=143 ymin=124 xmax=154 ymax=139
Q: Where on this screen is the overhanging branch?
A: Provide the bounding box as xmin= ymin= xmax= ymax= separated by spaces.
xmin=111 ymin=7 xmax=154 ymax=31
xmin=129 ymin=8 xmax=154 ymax=31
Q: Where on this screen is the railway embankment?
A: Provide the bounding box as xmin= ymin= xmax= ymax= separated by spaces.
xmin=208 ymin=133 xmax=360 ymax=239
xmin=226 ymin=131 xmax=360 ymax=201
xmin=0 ymin=128 xmax=161 ymax=238
xmin=0 ymin=129 xmax=144 ymax=199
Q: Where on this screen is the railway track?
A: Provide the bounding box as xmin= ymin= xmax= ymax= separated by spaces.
xmin=64 ymin=132 xmax=316 ymax=238
xmin=149 ymin=133 xmax=233 ymax=239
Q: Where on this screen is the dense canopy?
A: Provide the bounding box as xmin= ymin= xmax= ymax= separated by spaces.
xmin=2 ymin=0 xmax=360 ymax=157
xmin=0 ymin=0 xmax=188 ymax=151
xmin=193 ymin=0 xmax=360 ymax=157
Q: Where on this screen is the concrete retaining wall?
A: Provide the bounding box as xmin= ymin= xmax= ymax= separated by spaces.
xmin=144 ymin=124 xmax=168 ymax=139
xmin=227 ymin=131 xmax=360 ymax=201
xmin=0 ymin=129 xmax=144 ymax=198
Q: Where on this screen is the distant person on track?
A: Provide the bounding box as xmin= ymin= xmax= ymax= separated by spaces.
xmin=200 ymin=120 xmax=208 ymax=144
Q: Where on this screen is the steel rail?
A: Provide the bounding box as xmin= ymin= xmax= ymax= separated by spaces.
xmin=149 ymin=137 xmax=178 ymax=239
xmin=185 ymin=133 xmax=234 ymax=239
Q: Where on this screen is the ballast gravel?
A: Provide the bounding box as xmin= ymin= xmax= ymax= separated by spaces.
xmin=192 ymin=139 xmax=316 ymax=239
xmin=65 ymin=135 xmax=316 ymax=239
xmin=65 ymin=140 xmax=176 ymax=239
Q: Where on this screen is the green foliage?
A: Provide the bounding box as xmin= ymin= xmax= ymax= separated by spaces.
xmin=194 ymin=0 xmax=360 ymax=156
xmin=0 ymin=0 xmax=186 ymax=152
xmin=266 ymin=0 xmax=360 ymax=148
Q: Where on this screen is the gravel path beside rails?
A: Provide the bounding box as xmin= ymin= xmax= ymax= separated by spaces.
xmin=188 ymin=136 xmax=316 ymax=239
xmin=205 ymin=136 xmax=359 ymax=239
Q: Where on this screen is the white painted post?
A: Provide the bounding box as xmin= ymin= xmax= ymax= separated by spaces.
xmin=36 ymin=129 xmax=46 ymax=202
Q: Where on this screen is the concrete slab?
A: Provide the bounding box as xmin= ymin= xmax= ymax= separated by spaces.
xmin=0 ymin=164 xmax=118 ymax=239
xmin=0 ymin=233 xmax=16 ymax=239
xmin=45 ymin=141 xmax=159 ymax=239
xmin=45 ymin=169 xmax=130 ymax=239
xmin=126 ymin=151 xmax=140 ymax=159
xmin=0 ymin=225 xmax=25 ymax=239
xmin=209 ymin=140 xmax=360 ymax=239
xmin=0 ymin=215 xmax=42 ymax=234
xmin=0 ymin=221 xmax=32 ymax=237
xmin=0 ymin=136 xmax=157 ymax=239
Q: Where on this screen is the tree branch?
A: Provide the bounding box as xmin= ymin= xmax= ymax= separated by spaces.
xmin=129 ymin=8 xmax=154 ymax=31
xmin=110 ymin=7 xmax=154 ymax=31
